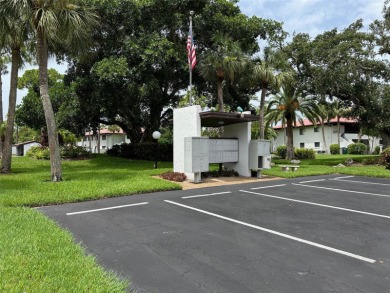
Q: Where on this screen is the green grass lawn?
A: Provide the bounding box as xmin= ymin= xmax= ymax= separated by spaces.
xmin=263 ymin=154 xmax=390 ymax=178
xmin=1 ymin=155 xmax=181 ymax=207
xmin=0 ymin=155 xmax=181 ymax=292
xmin=0 ymin=207 xmax=127 ymax=292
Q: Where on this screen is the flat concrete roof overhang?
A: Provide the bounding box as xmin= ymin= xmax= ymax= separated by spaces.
xmin=199 ymin=111 xmax=259 ymax=127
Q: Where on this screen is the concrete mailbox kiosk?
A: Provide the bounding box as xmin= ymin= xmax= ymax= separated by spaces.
xmin=174 ymin=105 xmax=271 ymax=182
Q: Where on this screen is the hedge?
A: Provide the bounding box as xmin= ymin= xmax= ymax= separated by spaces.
xmin=347 ymin=143 xmax=368 ymax=155
xmin=330 ymin=144 xmax=340 ymax=155
xmin=294 ymin=148 xmax=316 ymax=159
xmin=107 ymin=143 xmax=173 ymax=161
xmin=276 ymin=145 xmax=287 ymax=159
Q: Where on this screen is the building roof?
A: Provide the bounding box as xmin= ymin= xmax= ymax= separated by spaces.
xmin=200 ymin=112 xmax=259 ymax=127
xmin=273 ymin=118 xmax=357 ymax=130
xmin=85 ymin=129 xmax=125 ymax=136
xmin=13 ymin=140 xmax=40 ymax=146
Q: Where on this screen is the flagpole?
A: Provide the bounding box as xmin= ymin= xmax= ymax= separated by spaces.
xmin=189 ymin=11 xmax=194 ymax=106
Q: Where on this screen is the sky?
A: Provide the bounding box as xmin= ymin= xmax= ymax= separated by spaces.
xmin=1 ymin=0 xmax=386 ymax=118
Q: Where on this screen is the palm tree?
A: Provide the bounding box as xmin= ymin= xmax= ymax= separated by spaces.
xmin=329 ymin=98 xmax=348 ymax=146
xmin=0 ymin=0 xmax=98 ymax=181
xmin=0 ymin=13 xmax=27 ymax=172
xmin=0 ymin=53 xmax=9 ymax=157
xmin=199 ymin=36 xmax=247 ymax=112
xmin=252 ymin=48 xmax=293 ymax=139
xmin=266 ymin=85 xmax=318 ymax=160
xmin=313 ymin=102 xmax=333 ymax=154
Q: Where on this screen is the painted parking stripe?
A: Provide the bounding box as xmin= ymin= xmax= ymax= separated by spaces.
xmin=298 ymin=179 xmax=326 ymax=184
xmin=292 ymin=183 xmax=390 ymax=198
xmin=331 ymin=178 xmax=390 ymax=186
xmin=182 ymin=191 xmax=231 ymax=199
xmin=251 ymin=184 xmax=286 ymax=190
xmin=66 ymin=202 xmax=149 ymax=215
xmin=333 ymin=176 xmax=355 ymax=180
xmin=164 ymin=200 xmax=375 ymax=263
xmin=240 ymin=190 xmax=390 ymax=220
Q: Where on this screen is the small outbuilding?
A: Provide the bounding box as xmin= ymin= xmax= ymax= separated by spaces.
xmin=12 ymin=141 xmax=41 ymax=156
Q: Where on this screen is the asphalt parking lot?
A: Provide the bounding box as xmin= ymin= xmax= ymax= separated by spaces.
xmin=40 ymin=175 xmax=390 ymax=293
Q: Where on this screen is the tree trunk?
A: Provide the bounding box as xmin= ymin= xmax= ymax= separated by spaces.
xmin=321 ymin=121 xmax=328 ymax=154
xmin=381 ymin=132 xmax=390 ymax=149
xmin=0 ymin=68 xmax=3 ymax=123
xmin=337 ymin=116 xmax=340 ymax=146
xmin=0 ymin=69 xmax=3 ymax=157
xmin=286 ymin=118 xmax=294 ymax=160
xmin=37 ymin=30 xmax=62 ymax=182
xmin=1 ymin=48 xmax=19 ymax=173
xmin=97 ymin=127 xmax=100 ymax=154
xmin=217 ymin=78 xmax=225 ymax=112
xmin=259 ymin=86 xmax=267 ymax=139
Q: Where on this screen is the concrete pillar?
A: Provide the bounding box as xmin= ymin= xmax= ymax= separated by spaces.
xmin=173 ymin=106 xmax=202 ymax=180
xmin=222 ymin=122 xmax=251 ymax=177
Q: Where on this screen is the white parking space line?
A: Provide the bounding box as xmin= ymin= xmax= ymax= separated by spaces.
xmin=251 ymin=184 xmax=286 ymax=190
xmin=164 ymin=200 xmax=376 ymax=263
xmin=298 ymin=179 xmax=326 ymax=184
xmin=240 ymin=190 xmax=390 ymax=220
xmin=292 ymin=183 xmax=390 ymax=198
xmin=331 ymin=178 xmax=390 ymax=186
xmin=333 ymin=176 xmax=355 ymax=180
xmin=66 ymin=202 xmax=149 ymax=215
xmin=182 ymin=191 xmax=231 ymax=199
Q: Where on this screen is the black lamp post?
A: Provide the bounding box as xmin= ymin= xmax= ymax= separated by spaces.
xmin=152 ymin=131 xmax=161 ymax=168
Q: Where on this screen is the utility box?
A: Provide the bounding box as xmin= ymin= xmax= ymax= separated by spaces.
xmin=184 ymin=137 xmax=209 ymax=173
xmin=249 ymin=140 xmax=271 ymax=170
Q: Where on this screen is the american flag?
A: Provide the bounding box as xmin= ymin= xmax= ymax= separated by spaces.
xmin=187 ymin=29 xmax=196 ymax=70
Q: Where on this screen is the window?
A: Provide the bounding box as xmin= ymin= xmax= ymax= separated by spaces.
xmin=102 ymin=135 xmax=107 ymax=140
xmin=314 ymin=142 xmax=320 ymax=148
xmin=314 ymin=127 xmax=319 ymax=132
xmin=299 ymin=129 xmax=304 ymax=135
xmin=300 ymin=143 xmax=305 ymax=148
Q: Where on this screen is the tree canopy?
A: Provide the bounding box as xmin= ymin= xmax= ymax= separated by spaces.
xmin=65 ymin=0 xmax=284 ymax=142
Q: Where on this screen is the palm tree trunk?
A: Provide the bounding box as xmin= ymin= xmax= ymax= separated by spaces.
xmin=259 ymin=86 xmax=267 ymax=139
xmin=337 ymin=116 xmax=340 ymax=146
xmin=37 ymin=30 xmax=62 ymax=181
xmin=0 ymin=70 xmax=3 ymax=157
xmin=321 ymin=121 xmax=328 ymax=154
xmin=0 ymin=70 xmax=3 ymax=124
xmin=286 ymin=118 xmax=294 ymax=160
xmin=1 ymin=48 xmax=19 ymax=173
xmin=217 ymin=78 xmax=225 ymax=112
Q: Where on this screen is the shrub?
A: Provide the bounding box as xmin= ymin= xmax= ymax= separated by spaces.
xmin=276 ymin=145 xmax=287 ymax=159
xmin=61 ymin=145 xmax=90 ymax=159
xmin=26 ymin=146 xmax=50 ymax=160
xmin=294 ymin=148 xmax=316 ymax=160
xmin=161 ymin=172 xmax=187 ymax=182
xmin=373 ymin=146 xmax=381 ymax=155
xmin=107 ymin=143 xmax=173 ymax=161
xmin=330 ymin=144 xmax=340 ymax=155
xmin=347 ymin=143 xmax=368 ymax=155
xmin=202 ymin=169 xmax=239 ymax=178
xmin=361 ymin=157 xmax=381 ymax=165
xmin=382 ymin=147 xmax=390 ymax=170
